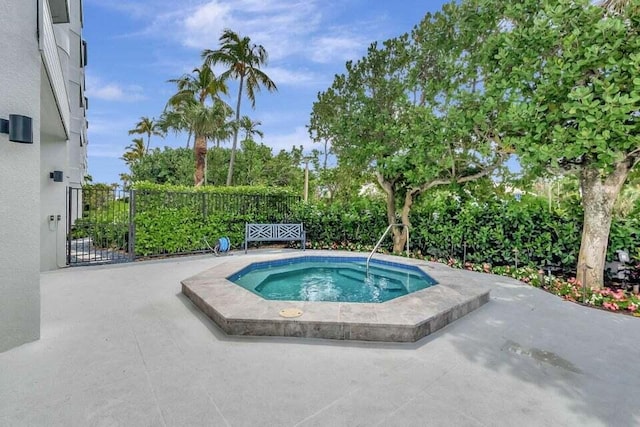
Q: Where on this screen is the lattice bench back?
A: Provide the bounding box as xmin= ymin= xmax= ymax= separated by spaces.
xmin=244 ymin=223 xmax=306 ymax=253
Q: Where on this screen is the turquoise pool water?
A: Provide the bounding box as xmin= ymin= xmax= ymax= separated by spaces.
xmin=228 ymin=257 xmax=437 ymax=303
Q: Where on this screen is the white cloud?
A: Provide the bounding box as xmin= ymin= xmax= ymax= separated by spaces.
xmin=89 ymin=0 xmax=387 ymax=69
xmin=310 ymin=33 xmax=370 ymax=64
xmin=178 ymin=0 xmax=322 ymax=62
xmin=182 ymin=2 xmax=232 ymax=48
xmin=265 ymin=67 xmax=322 ymax=87
xmin=263 ymin=126 xmax=313 ymax=153
xmin=85 ymin=75 xmax=145 ymax=102
xmin=103 ymin=0 xmax=373 ymax=66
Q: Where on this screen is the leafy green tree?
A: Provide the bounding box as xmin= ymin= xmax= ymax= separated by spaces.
xmin=131 ymin=147 xmax=194 ymax=186
xmin=203 ymin=29 xmax=277 ymax=186
xmin=308 ymin=89 xmax=336 ymax=171
xmin=233 ymin=117 xmax=265 ymax=183
xmin=263 ymin=146 xmax=304 ymax=189
xmin=131 ymin=144 xmax=304 ymax=190
xmin=485 ymin=0 xmax=640 ymax=287
xmin=310 ymin=3 xmax=509 ymax=252
xmin=128 ymin=117 xmax=164 ymax=154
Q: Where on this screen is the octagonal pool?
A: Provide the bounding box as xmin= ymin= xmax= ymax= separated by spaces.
xmin=228 ymin=256 xmax=437 ymax=303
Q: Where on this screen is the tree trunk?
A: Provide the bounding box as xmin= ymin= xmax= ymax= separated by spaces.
xmin=394 ymin=191 xmax=414 ymax=254
xmin=226 ymin=76 xmax=244 ymax=186
xmin=194 ymin=133 xmax=206 ymax=187
xmin=577 ymin=163 xmax=630 ymax=288
xmin=375 ymin=173 xmax=410 ymax=254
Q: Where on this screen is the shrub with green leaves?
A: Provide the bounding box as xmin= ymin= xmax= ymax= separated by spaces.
xmin=293 ymin=191 xmax=639 ymax=270
xmin=132 ymin=182 xmax=299 ymax=256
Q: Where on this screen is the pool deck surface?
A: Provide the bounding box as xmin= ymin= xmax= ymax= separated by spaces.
xmin=2 ymin=250 xmax=639 ymax=426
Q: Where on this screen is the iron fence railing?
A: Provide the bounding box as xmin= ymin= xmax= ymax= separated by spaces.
xmin=67 ymin=187 xmax=300 ymax=265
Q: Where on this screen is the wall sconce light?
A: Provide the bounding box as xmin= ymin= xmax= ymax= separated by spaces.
xmin=50 ymin=171 xmax=64 ymax=182
xmin=0 ymin=115 xmax=33 ymax=144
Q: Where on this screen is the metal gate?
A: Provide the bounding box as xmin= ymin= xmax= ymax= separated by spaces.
xmin=66 ymin=186 xmax=134 ymax=266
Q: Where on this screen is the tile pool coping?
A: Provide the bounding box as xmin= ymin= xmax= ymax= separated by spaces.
xmin=181 ymin=251 xmax=491 ymax=342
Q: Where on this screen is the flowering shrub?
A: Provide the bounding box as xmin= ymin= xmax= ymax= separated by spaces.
xmin=432 ymin=257 xmax=640 ymax=317
xmin=301 ymin=237 xmax=640 ymax=317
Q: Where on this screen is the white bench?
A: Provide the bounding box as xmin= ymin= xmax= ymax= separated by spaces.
xmin=244 ymin=223 xmax=306 ymax=254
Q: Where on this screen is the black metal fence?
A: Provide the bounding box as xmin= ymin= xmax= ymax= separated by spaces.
xmin=66 ymin=187 xmax=300 ymax=265
xmin=67 ymin=186 xmax=133 ymax=265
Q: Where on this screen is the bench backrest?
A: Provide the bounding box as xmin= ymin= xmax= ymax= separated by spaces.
xmin=245 ymin=223 xmax=304 ymax=242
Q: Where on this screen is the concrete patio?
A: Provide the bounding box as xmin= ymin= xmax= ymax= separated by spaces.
xmin=1 ymin=250 xmax=639 ymax=426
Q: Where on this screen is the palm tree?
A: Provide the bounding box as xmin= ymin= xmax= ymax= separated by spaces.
xmin=203 ymin=29 xmax=277 ymax=185
xmin=128 ymin=117 xmax=164 ymax=154
xmin=238 ymin=116 xmax=264 ymax=142
xmin=600 ymin=0 xmax=638 ymax=14
xmin=166 ymin=64 xmax=230 ymax=185
xmin=121 ymin=137 xmax=146 ymax=167
xmin=167 ymin=65 xmax=228 ymax=108
xmin=211 ymin=119 xmax=234 ymax=148
xmin=119 ymin=172 xmax=132 ymax=190
xmin=157 ymin=109 xmax=191 ymax=147
xmin=181 ymin=102 xmax=230 ymax=186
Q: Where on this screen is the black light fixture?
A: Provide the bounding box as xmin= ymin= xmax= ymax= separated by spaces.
xmin=50 ymin=171 xmax=64 ymax=182
xmin=0 ymin=115 xmax=33 ymax=144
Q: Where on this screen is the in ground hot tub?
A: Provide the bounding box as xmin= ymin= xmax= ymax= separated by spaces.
xmin=181 ymin=251 xmax=490 ymax=342
xmin=228 ymin=257 xmax=437 ymax=303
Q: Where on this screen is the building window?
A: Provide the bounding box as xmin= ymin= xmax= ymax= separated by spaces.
xmin=81 ymin=40 xmax=88 ymax=67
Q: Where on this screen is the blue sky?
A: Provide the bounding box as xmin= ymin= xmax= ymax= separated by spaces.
xmin=83 ymin=0 xmax=449 ymax=184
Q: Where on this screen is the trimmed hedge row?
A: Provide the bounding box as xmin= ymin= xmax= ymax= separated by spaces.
xmin=292 ymin=192 xmax=640 ymax=269
xmin=132 ymin=183 xmax=300 ymax=256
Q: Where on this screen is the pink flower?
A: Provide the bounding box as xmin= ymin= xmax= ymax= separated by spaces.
xmin=603 ymin=302 xmax=619 ymax=311
xmin=628 ymin=303 xmax=638 ymax=312
xmin=613 ymin=290 xmax=626 ymax=301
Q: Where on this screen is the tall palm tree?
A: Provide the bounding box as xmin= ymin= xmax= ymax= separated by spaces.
xmin=121 ymin=137 xmax=146 ymax=167
xmin=203 ymin=29 xmax=277 ymax=185
xmin=167 ymin=66 xmax=229 ymax=108
xmin=182 ymin=102 xmax=230 ymax=186
xmin=128 ymin=117 xmax=164 ymax=154
xmin=166 ymin=64 xmax=230 ymax=185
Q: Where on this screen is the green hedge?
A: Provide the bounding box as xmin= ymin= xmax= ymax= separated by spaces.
xmin=292 ymin=192 xmax=640 ymax=269
xmin=132 ymin=182 xmax=300 ymax=256
xmin=78 ymin=181 xmax=639 ymax=268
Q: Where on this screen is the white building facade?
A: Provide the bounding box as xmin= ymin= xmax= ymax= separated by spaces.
xmin=0 ymin=0 xmax=88 ymax=352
